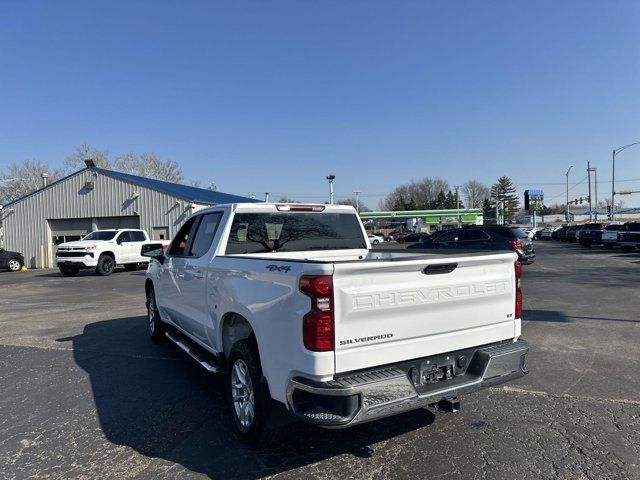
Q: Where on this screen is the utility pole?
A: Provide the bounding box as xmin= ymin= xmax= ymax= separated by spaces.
xmin=353 ymin=190 xmax=361 ymax=214
xmin=587 ymin=162 xmax=592 ymax=222
xmin=454 ymin=185 xmax=461 ymax=227
xmin=565 ymin=165 xmax=573 ymax=223
xmin=494 ymin=189 xmax=500 ymax=225
xmin=594 ymin=168 xmax=598 ymax=221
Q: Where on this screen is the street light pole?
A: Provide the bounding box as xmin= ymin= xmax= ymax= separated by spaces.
xmin=454 ymin=185 xmax=461 ymax=227
xmin=587 ymin=162 xmax=592 ymax=222
xmin=353 ymin=189 xmax=361 ymax=214
xmin=326 ymin=174 xmax=335 ymax=204
xmin=587 ymin=165 xmax=598 ymax=221
xmin=565 ymin=165 xmax=573 ymax=223
xmin=611 ymin=142 xmax=640 ymax=221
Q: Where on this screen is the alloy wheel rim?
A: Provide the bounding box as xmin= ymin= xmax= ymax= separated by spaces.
xmin=104 ymin=258 xmax=114 ymax=272
xmin=148 ymin=296 xmax=156 ymax=333
xmin=8 ymin=259 xmax=20 ymax=271
xmin=231 ymin=359 xmax=255 ymax=428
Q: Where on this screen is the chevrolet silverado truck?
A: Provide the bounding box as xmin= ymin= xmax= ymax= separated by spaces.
xmin=56 ymin=229 xmax=169 ymax=276
xmin=142 ymin=203 xmax=529 ymax=445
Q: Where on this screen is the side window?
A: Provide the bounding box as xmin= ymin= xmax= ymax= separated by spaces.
xmin=168 ymin=217 xmax=197 ymax=257
xmin=130 ymin=231 xmax=146 ymax=242
xmin=462 ymin=230 xmax=488 ymax=241
xmin=117 ymin=231 xmax=132 ymax=243
xmin=436 ymin=230 xmax=462 ymax=242
xmin=189 ymin=213 xmax=224 ymax=257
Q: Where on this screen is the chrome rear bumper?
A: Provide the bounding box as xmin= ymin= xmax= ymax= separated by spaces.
xmin=286 ymin=339 xmax=529 ymax=428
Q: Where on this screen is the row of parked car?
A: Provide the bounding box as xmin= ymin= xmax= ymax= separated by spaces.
xmin=537 ymin=222 xmax=640 ymax=251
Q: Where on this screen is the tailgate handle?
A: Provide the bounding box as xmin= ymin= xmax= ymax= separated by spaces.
xmin=423 ymin=263 xmax=458 ymax=275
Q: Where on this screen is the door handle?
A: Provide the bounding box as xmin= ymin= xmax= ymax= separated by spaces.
xmin=193 ymin=271 xmax=204 ymax=279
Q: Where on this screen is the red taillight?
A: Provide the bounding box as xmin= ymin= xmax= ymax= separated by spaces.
xmin=514 ymin=261 xmax=522 ymax=319
xmin=300 ymin=275 xmax=334 ymax=351
xmin=509 ymin=239 xmax=523 ymax=252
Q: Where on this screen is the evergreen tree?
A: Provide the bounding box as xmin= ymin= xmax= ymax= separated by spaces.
xmin=490 ymin=176 xmax=519 ymax=221
xmin=434 ymin=191 xmax=447 ymax=209
xmin=482 ymin=198 xmax=494 ymax=220
xmin=445 ymin=190 xmax=456 ymax=209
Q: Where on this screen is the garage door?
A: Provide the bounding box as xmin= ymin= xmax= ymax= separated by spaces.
xmin=49 ymin=218 xmax=93 ymax=246
xmin=95 ymin=216 xmax=140 ymax=230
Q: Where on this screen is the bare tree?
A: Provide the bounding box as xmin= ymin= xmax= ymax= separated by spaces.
xmin=0 ymin=160 xmax=64 ymax=204
xmin=113 ymin=152 xmax=183 ymax=183
xmin=276 ymin=196 xmax=298 ymax=203
xmin=462 ymin=180 xmax=490 ymax=208
xmin=64 ymin=144 xmax=111 ymax=173
xmin=379 ymin=177 xmax=450 ymax=211
xmin=337 ymin=197 xmax=371 ymax=212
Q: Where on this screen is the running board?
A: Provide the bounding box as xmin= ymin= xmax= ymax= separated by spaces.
xmin=165 ymin=330 xmax=220 ymax=373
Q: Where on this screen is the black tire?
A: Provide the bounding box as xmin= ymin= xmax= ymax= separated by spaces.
xmin=59 ymin=266 xmax=79 ymax=277
xmin=372 ymin=239 xmax=379 ymax=245
xmin=603 ymin=244 xmax=614 ymax=249
xmin=621 ymin=246 xmax=634 ymax=253
xmin=227 ymin=339 xmax=276 ymax=447
xmin=146 ymin=287 xmax=166 ymax=341
xmin=95 ymin=254 xmax=116 ymax=276
xmin=124 ymin=263 xmax=139 ymax=271
xmin=7 ymin=257 xmax=23 ymax=272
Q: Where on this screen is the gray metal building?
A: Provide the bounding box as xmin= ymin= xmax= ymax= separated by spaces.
xmin=0 ymin=166 xmax=257 ymax=268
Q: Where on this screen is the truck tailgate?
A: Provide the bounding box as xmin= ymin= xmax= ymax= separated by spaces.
xmin=332 ymin=252 xmax=518 ymax=373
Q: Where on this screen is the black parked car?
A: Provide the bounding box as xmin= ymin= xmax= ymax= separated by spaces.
xmin=396 ymin=232 xmax=429 ymax=244
xmin=0 ymin=248 xmax=24 ymax=272
xmin=618 ymin=222 xmax=640 ymax=252
xmin=407 ymin=225 xmax=536 ymax=264
xmin=552 ymin=226 xmax=569 ymax=241
xmin=578 ymin=223 xmax=605 ymax=247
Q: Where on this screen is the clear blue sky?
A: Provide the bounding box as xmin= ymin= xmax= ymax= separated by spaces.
xmin=1 ymin=1 xmax=639 ymax=209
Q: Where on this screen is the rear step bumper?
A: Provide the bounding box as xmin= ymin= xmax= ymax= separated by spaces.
xmin=286 ymin=338 xmax=529 ymax=428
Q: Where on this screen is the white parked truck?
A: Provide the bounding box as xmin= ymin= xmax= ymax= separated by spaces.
xmin=142 ymin=203 xmax=529 ymax=445
xmin=56 ymin=229 xmax=169 ymax=276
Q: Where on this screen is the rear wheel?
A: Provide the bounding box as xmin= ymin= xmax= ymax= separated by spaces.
xmin=59 ymin=266 xmax=79 ymax=277
xmin=227 ymin=339 xmax=276 ymax=446
xmin=95 ymin=255 xmax=115 ymax=276
xmin=7 ymin=258 xmax=22 ymax=272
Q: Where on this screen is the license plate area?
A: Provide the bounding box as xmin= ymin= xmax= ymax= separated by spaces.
xmin=418 ymin=360 xmax=456 ymax=384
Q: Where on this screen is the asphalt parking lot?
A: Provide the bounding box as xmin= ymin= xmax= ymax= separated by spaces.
xmin=1 ymin=241 xmax=639 ymax=480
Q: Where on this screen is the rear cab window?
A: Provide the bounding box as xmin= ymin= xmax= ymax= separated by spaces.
xmin=225 ymin=212 xmax=367 ymax=254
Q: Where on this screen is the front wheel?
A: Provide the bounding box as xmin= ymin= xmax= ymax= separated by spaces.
xmin=146 ymin=288 xmax=166 ymax=341
xmin=7 ymin=258 xmax=23 ymax=272
xmin=227 ymin=339 xmax=276 ymax=446
xmin=372 ymin=239 xmax=379 ymax=245
xmin=95 ymin=255 xmax=115 ymax=276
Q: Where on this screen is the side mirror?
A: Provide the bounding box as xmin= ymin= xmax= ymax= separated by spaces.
xmin=141 ymin=243 xmax=165 ymax=263
xmin=117 ymin=238 xmax=124 ymax=245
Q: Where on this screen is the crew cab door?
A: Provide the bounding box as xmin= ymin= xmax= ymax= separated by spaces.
xmin=157 ymin=213 xmax=224 ymax=343
xmin=115 ymin=231 xmax=135 ymax=263
xmin=157 ymin=217 xmax=199 ymax=329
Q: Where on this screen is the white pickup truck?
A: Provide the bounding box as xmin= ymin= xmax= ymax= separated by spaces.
xmin=56 ymin=229 xmax=169 ymax=276
xmin=142 ymin=203 xmax=529 ymax=445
